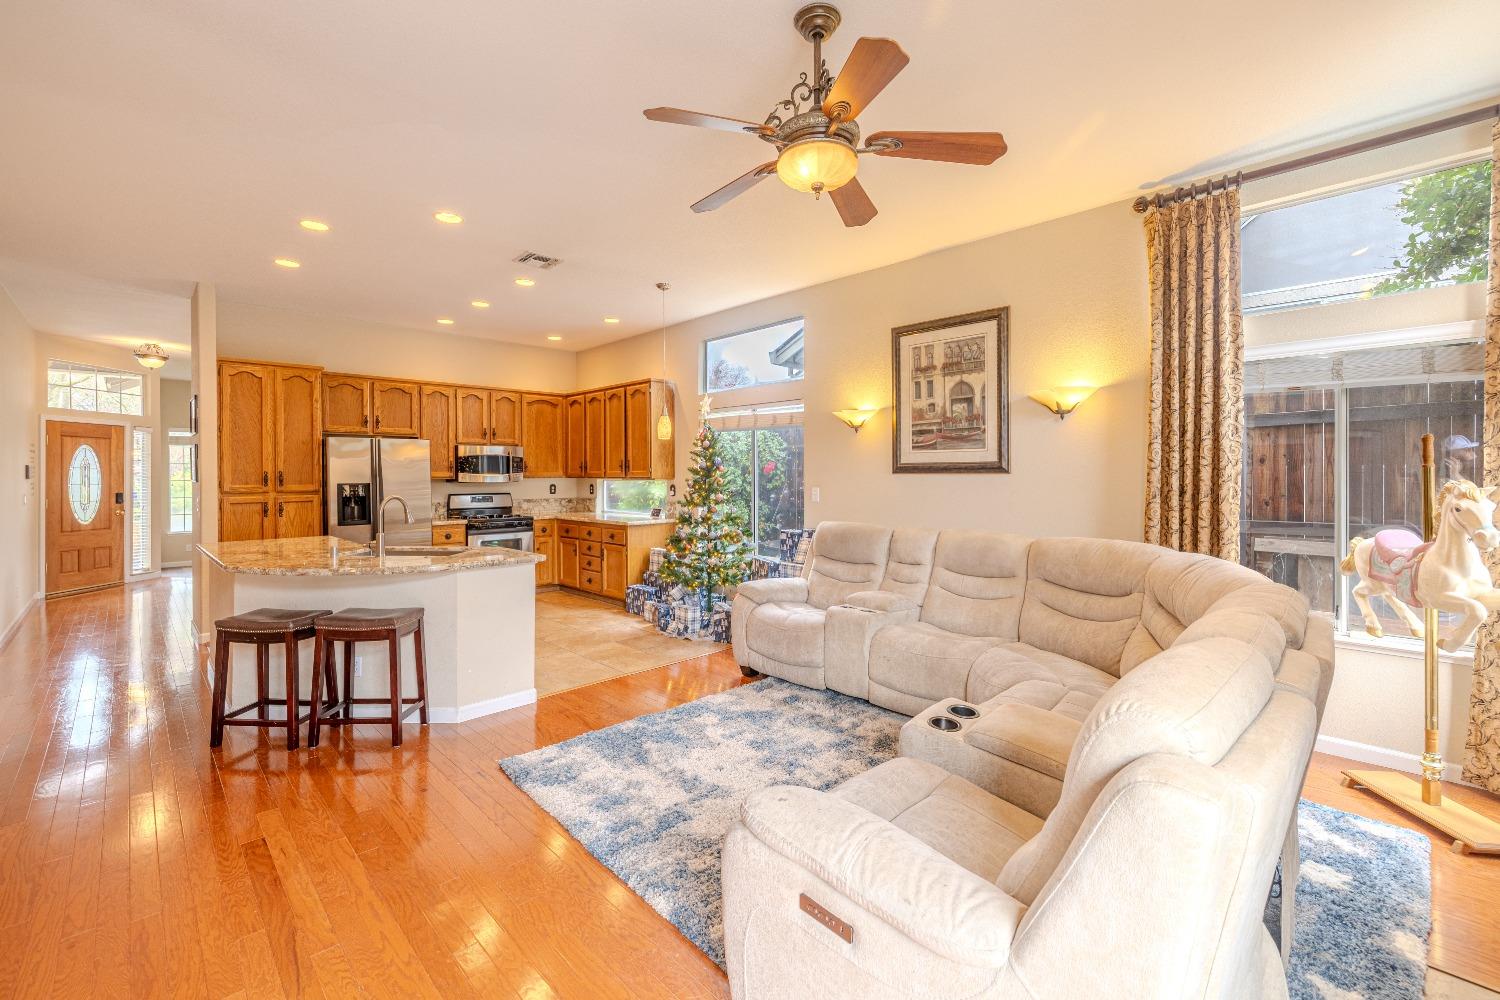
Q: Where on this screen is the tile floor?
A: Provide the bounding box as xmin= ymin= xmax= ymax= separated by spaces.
xmin=534 ymin=589 xmax=727 ymax=696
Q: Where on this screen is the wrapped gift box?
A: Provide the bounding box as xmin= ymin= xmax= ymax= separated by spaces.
xmin=655 ymin=596 xmax=731 ymax=641
xmin=645 ymin=599 xmax=671 ymax=627
xmin=625 ymin=583 xmax=658 ymax=617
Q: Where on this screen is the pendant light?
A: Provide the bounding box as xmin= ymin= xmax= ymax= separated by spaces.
xmin=655 ymin=281 xmax=673 ymax=441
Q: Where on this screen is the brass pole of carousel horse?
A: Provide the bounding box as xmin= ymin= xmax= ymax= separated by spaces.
xmin=1418 ymin=433 xmax=1444 ymax=806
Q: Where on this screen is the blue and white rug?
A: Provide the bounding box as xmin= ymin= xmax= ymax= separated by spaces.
xmin=500 ymin=678 xmax=1431 ymax=996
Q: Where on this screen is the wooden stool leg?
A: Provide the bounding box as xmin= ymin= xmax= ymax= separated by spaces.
xmin=322 ymin=639 xmax=338 ymax=708
xmin=209 ymin=632 xmax=231 ymax=747
xmin=256 ymin=643 xmax=270 ymax=719
xmin=414 ymin=620 xmax=429 ymax=725
xmin=341 ymin=641 xmax=354 ymax=717
xmin=283 ymin=632 xmax=300 ymax=751
xmin=388 ymin=631 xmax=402 ymax=747
xmin=308 ymin=635 xmax=324 ymax=748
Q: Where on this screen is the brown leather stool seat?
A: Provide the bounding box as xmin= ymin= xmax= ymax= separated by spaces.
xmin=309 ymin=607 xmax=428 ymax=747
xmin=210 ymin=608 xmax=333 ymax=750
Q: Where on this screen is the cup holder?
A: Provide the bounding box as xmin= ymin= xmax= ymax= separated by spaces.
xmin=928 ymin=716 xmax=962 ymax=732
xmin=947 ymin=704 xmax=979 ymax=719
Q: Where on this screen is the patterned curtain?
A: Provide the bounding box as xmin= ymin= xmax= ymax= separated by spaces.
xmin=1142 ymin=188 xmax=1245 ymax=561
xmin=1467 ymin=124 xmax=1500 ymax=794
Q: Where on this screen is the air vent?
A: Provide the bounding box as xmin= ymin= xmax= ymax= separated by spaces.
xmin=513 ymin=251 xmax=563 ymax=270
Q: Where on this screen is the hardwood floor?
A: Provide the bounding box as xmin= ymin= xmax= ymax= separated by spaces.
xmin=1 ymin=572 xmax=1497 ymax=997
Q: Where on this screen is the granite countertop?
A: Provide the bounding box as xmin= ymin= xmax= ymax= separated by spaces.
xmin=547 ymin=512 xmax=674 ymax=526
xmin=198 ymin=536 xmax=544 ymax=577
xmin=432 ymin=518 xmax=465 ymax=527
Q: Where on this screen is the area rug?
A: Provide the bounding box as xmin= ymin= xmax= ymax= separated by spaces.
xmin=499 ymin=679 xmax=1431 ymax=996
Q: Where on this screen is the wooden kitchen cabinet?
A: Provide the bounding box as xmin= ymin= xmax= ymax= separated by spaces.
xmin=455 ymin=387 xmax=490 ymax=444
xmin=558 ymin=537 xmax=580 ymax=589
xmin=273 ymin=365 xmax=323 ymax=493
xmin=274 ymin=494 xmax=321 ymax=538
xmin=372 ymin=380 xmax=420 ymax=437
xmin=323 ymin=374 xmax=372 ymax=434
xmin=534 ymin=519 xmax=557 ymax=587
xmin=219 ymin=362 xmax=273 ymax=494
xmin=420 ymin=385 xmax=457 ymax=479
xmin=585 ymin=392 xmax=606 ymax=478
xmin=491 ymin=390 xmax=522 ymax=445
xmin=554 ymin=518 xmax=673 ymax=601
xmin=432 ymin=523 xmax=466 ymax=546
xmin=600 ymin=542 xmax=628 ymax=599
xmin=220 ymin=495 xmax=271 ymax=542
xmin=624 ymin=379 xmax=675 ymax=480
xmin=565 ymin=394 xmax=587 ymax=478
xmin=521 ymin=394 xmax=566 ymax=478
xmin=603 ymin=387 xmax=627 ymax=478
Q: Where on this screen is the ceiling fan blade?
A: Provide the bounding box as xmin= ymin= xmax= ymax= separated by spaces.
xmin=830 ymin=178 xmax=877 ymax=227
xmin=865 ymin=131 xmax=1008 ymax=165
xmin=821 ymin=38 xmax=910 ymax=122
xmin=643 ymin=107 xmax=775 ymax=136
xmin=691 ymin=162 xmax=778 ymax=213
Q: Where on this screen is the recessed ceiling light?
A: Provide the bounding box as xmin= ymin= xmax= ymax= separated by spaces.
xmin=1350 ymin=245 xmax=1370 ymax=257
xmin=603 ymin=317 xmax=621 ymax=324
xmin=274 ymin=258 xmax=301 ymax=269
xmin=437 ymin=318 xmax=455 ymax=325
xmin=514 ymin=277 xmax=535 ymax=287
xmin=433 ymin=211 xmax=463 ymax=224
xmin=547 ymin=335 xmax=562 ymax=341
xmin=299 ymin=219 xmax=330 ymax=232
xmin=471 ymin=300 xmax=491 ymax=308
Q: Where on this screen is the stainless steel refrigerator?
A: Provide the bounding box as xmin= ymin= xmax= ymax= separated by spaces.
xmin=324 ymin=436 xmax=433 ymax=545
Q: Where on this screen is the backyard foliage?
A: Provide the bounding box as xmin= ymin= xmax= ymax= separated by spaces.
xmin=1374 ymin=159 xmax=1493 ymax=294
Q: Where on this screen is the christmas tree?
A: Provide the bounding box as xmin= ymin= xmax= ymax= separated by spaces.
xmin=659 ymin=399 xmax=751 ymax=611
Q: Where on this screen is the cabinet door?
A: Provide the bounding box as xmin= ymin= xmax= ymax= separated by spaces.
xmin=603 ymin=387 xmax=627 ymax=478
xmin=455 ymin=387 xmax=490 ymax=444
xmin=624 ymin=381 xmax=655 ymax=479
xmin=372 ymin=380 xmax=420 ymax=437
xmin=220 ymin=495 xmax=270 ymax=542
xmin=273 ymin=367 xmax=322 ymax=494
xmin=521 ymin=394 xmax=565 ymax=478
xmin=274 ymin=494 xmax=321 ymax=538
xmin=420 ymin=385 xmax=456 ymax=479
xmin=565 ymin=394 xmax=587 ymax=478
xmin=534 ymin=535 xmax=557 ymax=587
xmin=584 ymin=392 xmax=606 ymax=478
xmin=219 ymin=363 xmax=273 ymax=494
xmin=491 ymin=390 xmax=522 ymax=445
xmin=559 ymin=538 xmax=580 ymax=589
xmin=601 ymin=543 xmax=628 ymax=599
xmin=323 ymin=375 xmax=372 ymax=434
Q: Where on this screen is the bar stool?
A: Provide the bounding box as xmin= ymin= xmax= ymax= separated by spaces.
xmin=308 ymin=607 xmax=428 ymax=747
xmin=210 ymin=608 xmax=332 ymax=750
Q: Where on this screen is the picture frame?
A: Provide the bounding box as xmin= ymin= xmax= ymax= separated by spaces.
xmin=891 ymin=307 xmax=1009 ymax=474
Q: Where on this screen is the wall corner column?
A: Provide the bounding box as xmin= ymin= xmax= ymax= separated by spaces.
xmin=190 ymin=283 xmax=218 ymax=642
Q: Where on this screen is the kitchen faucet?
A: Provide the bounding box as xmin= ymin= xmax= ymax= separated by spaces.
xmin=377 ymin=495 xmax=412 ymax=559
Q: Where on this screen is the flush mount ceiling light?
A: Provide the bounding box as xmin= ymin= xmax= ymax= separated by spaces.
xmin=546 ymin=335 xmax=563 ymax=341
xmin=437 ymin=318 xmax=455 ymax=325
xmin=273 ymin=257 xmax=301 ymax=268
xmin=471 ymin=300 xmax=491 ymax=308
xmin=299 ymin=219 xmax=330 ymax=232
xmin=655 ymin=282 xmax=673 ymax=441
xmin=514 ymin=277 xmax=535 ymax=287
xmin=133 ymin=343 xmax=169 ymax=369
xmin=433 ymin=211 xmax=463 ymax=224
xmin=604 ymin=317 xmax=621 ymax=324
xmin=643 ymin=3 xmax=1007 ymax=226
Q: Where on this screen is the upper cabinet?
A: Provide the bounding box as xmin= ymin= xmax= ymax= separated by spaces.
xmin=219 ymin=363 xmax=273 ymax=494
xmin=323 ymin=375 xmax=371 ymax=434
xmin=585 ymin=391 xmax=606 ymax=478
xmin=420 ymin=385 xmax=456 ymax=479
xmin=491 ymin=390 xmax=522 ymax=445
xmin=521 ymin=394 xmax=566 ymax=478
xmin=565 ymin=394 xmax=587 ymax=478
xmin=273 ymin=366 xmax=323 ymax=493
xmin=372 ymin=380 xmax=420 ymax=437
xmin=624 ymin=380 xmax=675 ymax=480
xmin=603 ymin=387 xmax=627 ymax=478
xmin=455 ymin=387 xmax=489 ymax=444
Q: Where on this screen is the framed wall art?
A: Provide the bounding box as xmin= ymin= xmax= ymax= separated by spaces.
xmin=891 ymin=307 xmax=1009 ymax=474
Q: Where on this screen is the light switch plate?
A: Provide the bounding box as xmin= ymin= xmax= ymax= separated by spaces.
xmin=811 ymin=486 xmax=821 ymax=503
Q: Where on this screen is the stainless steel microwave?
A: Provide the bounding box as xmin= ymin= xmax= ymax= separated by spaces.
xmin=454 ymin=444 xmax=525 ymax=483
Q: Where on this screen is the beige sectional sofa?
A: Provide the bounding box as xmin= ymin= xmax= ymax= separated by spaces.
xmin=725 ymin=522 xmax=1333 ymax=999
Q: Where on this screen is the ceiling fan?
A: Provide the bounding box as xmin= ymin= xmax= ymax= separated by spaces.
xmin=644 ymin=3 xmax=1007 ymax=227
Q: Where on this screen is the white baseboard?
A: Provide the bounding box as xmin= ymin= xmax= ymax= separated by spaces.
xmin=1316 ymin=734 xmax=1467 ymax=784
xmin=0 ymin=595 xmax=39 ymax=652
xmin=161 ymin=560 xmax=192 ymax=569
xmin=426 ymin=688 xmax=538 ymax=724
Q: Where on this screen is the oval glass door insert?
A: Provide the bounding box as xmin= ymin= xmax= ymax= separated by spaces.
xmin=68 ymin=444 xmax=102 ymax=524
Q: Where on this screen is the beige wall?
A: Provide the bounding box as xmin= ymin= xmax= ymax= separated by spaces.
xmin=160 ymin=378 xmax=193 ymax=565
xmin=578 ymin=200 xmax=1151 ymax=539
xmin=0 ymin=285 xmax=39 ymax=644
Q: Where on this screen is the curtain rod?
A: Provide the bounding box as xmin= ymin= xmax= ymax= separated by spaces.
xmin=1132 ymin=102 xmax=1500 ymax=213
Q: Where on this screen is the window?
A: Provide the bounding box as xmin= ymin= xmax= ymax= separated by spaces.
xmin=169 ymin=433 xmax=194 ymax=533
xmin=1242 ymin=158 xmax=1492 ymax=313
xmin=704 ymin=317 xmax=804 ymax=393
xmin=1242 ymin=339 xmax=1483 ymax=641
xmin=710 ymin=405 xmax=804 ymax=558
xmin=131 ymin=428 xmax=150 ymax=573
xmin=46 ymin=359 xmax=145 ymax=415
xmin=602 ymin=479 xmax=669 ymax=516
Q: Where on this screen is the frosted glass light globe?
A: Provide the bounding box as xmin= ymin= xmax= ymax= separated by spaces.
xmin=776 ymin=138 xmax=858 ymax=195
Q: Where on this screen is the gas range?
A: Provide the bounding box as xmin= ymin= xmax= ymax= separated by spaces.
xmin=446 ymin=492 xmax=534 ymax=551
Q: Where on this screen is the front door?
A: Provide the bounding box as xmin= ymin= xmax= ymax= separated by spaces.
xmin=46 ymin=420 xmax=125 ymax=596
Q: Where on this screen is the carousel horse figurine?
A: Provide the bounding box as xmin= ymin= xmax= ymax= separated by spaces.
xmin=1342 ymin=479 xmax=1500 ymax=651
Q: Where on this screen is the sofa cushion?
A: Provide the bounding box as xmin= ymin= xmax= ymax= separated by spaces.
xmin=919 ymin=530 xmax=1031 ymax=639
xmin=877 ymin=528 xmax=939 ymax=603
xmin=805 ymin=522 xmax=893 ymax=609
xmin=966 ymin=643 xmax=1115 ymax=722
xmin=869 ymin=621 xmax=1001 ymax=704
xmin=1019 ymin=537 xmax=1162 ymax=676
xmin=746 ymin=602 xmax=826 ymax=669
xmin=963 ymin=703 xmax=1083 ymax=781
xmin=833 ymin=757 xmax=1043 ymax=882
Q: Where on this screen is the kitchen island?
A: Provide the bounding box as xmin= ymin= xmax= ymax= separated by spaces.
xmin=199 ymin=536 xmax=543 ymax=723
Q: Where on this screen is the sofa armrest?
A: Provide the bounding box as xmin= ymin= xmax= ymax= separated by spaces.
xmin=741 ymin=785 xmax=1024 ymax=967
xmin=735 ymin=577 xmax=810 ymax=607
xmin=841 ymin=590 xmax=920 ymax=614
xmin=824 ymin=602 xmax=920 ymax=699
xmin=963 ymin=703 xmax=1081 ymax=781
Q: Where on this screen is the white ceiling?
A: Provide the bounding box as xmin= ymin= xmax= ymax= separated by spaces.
xmin=1 ymin=0 xmax=1497 ymax=355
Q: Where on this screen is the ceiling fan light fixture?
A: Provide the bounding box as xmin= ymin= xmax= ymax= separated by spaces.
xmin=776 ymin=137 xmax=857 ymax=196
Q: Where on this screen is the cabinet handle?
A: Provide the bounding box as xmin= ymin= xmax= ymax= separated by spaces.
xmin=375 ymin=414 xmax=381 ymax=430
xmin=262 ymin=471 xmax=269 ymax=487
xmin=261 ymin=502 xmax=269 ymax=517
xmin=278 ymin=501 xmax=285 ymax=517
xmin=362 ymin=413 xmax=369 ymax=427
xmin=277 ymin=470 xmax=284 ymax=488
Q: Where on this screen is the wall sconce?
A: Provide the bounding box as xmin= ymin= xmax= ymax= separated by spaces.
xmin=833 ymin=408 xmax=879 ymax=432
xmin=1029 ymin=386 xmax=1096 ymax=420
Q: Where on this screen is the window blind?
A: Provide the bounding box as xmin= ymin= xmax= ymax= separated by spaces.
xmin=706 ymin=402 xmax=804 ymax=430
xmin=131 ymin=428 xmax=150 ymax=574
xmin=1245 ymin=340 xmax=1481 ymax=391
